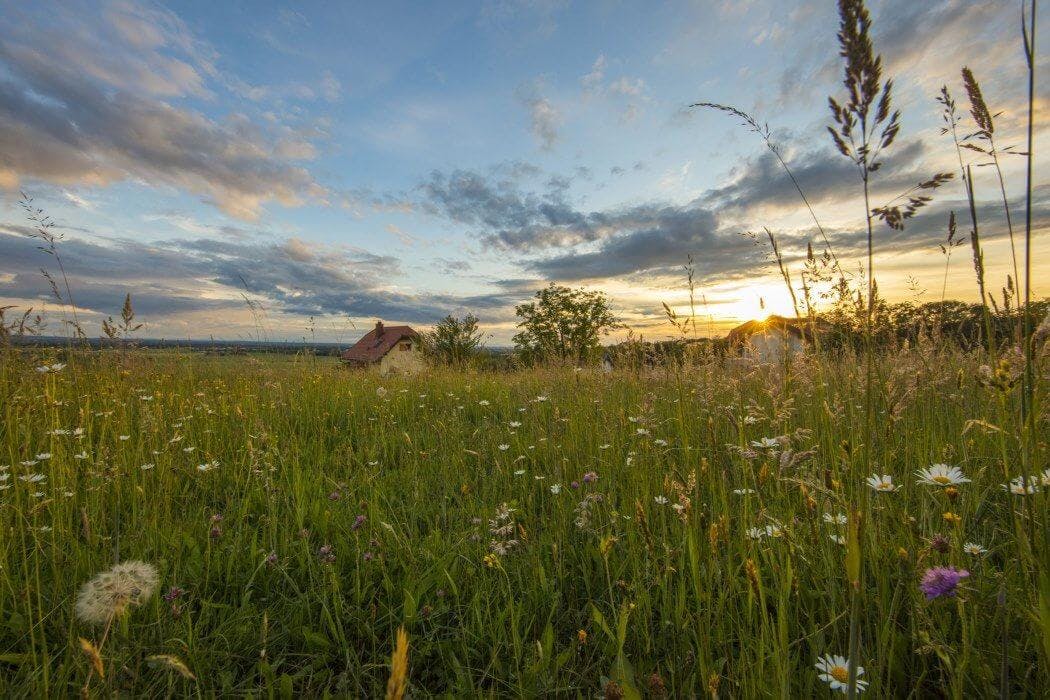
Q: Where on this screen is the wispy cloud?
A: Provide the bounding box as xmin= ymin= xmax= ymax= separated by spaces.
xmin=0 ymin=0 xmax=326 ymax=220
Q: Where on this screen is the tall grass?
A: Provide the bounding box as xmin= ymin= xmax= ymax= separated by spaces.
xmin=0 ymin=347 xmax=1046 ymax=696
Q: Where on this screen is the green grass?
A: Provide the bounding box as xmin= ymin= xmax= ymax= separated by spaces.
xmin=0 ymin=346 xmax=1046 ymax=696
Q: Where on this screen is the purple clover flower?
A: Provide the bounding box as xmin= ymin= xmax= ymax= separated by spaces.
xmin=582 ymin=471 xmax=598 ymax=484
xmin=163 ymin=586 xmax=184 ymax=603
xmin=920 ymin=566 xmax=969 ymax=600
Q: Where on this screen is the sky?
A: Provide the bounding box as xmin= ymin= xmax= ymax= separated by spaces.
xmin=0 ymin=0 xmax=1047 ymax=345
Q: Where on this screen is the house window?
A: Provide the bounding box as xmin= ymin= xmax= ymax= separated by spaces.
xmin=399 ymin=343 xmax=411 ymax=351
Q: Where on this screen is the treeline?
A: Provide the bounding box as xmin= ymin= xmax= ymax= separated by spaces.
xmin=421 ymin=285 xmax=1049 ymax=370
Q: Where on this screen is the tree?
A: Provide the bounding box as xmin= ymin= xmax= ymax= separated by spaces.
xmin=513 ymin=284 xmax=620 ymax=364
xmin=423 ymin=314 xmax=484 ymax=367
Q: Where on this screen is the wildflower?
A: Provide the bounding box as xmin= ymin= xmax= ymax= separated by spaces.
xmin=963 ymin=542 xmax=987 ymax=556
xmin=352 ymin=514 xmax=367 ymax=531
xmin=35 ymin=452 xmax=51 ymax=460
xmin=509 ymin=421 xmax=521 ymax=428
xmin=577 ymin=629 xmax=587 ymax=644
xmin=119 ymin=435 xmax=130 ymax=441
xmin=375 ymin=387 xmax=388 ymax=398
xmin=942 ymin=512 xmax=962 ymax=525
xmin=930 ymin=534 xmax=950 ymax=553
xmin=19 ymin=473 xmax=46 ymax=483
xmin=265 ymin=552 xmax=278 ymax=566
xmin=75 ymin=561 xmax=159 ymax=626
xmin=140 ymin=463 xmax=154 ymax=470
xmin=915 ymin=464 xmax=970 ymax=487
xmin=815 ymin=654 xmax=867 ymax=694
xmin=317 ymin=544 xmax=335 ymax=564
xmin=865 ymin=474 xmax=896 ymax=492
xmin=497 ymin=444 xmax=509 ymax=451
xmin=747 ymin=524 xmax=783 ymax=540
xmin=74 ymin=452 xmax=88 ymax=460
xmin=328 ymin=490 xmax=342 ymax=501
xmin=550 ymin=483 xmax=562 ymax=495
xmin=920 ymin=566 xmax=969 ymax=600
xmin=823 ymin=513 xmax=847 ymax=526
xmin=636 ymin=428 xmax=650 ymax=436
xmin=829 ymin=534 xmax=846 ymax=545
xmin=653 ymin=438 xmax=668 ymax=446
xmin=482 ymin=553 xmax=499 ymax=568
xmin=570 ymin=480 xmax=580 ymax=489
xmin=582 ymin=471 xmax=598 ymax=484
xmin=732 ymin=488 xmax=755 ymax=495
xmin=750 ymin=437 xmax=779 ymax=450
xmin=478 ymin=400 xmax=490 ymax=406
xmin=1002 ymin=476 xmax=1039 ymax=495
xmin=1041 ymin=469 xmax=1050 ymax=488
xmin=654 ymin=495 xmax=669 ymax=505
xmin=36 ymin=363 xmax=66 ymax=373
xmin=513 ymin=469 xmax=525 ymax=475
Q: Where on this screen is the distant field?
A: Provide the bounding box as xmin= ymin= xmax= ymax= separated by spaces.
xmin=0 ymin=348 xmax=1046 ymax=696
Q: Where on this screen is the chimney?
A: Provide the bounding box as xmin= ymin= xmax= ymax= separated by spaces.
xmin=375 ymin=320 xmax=384 ymax=337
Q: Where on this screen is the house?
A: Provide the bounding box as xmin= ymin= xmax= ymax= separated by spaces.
xmin=340 ymin=321 xmax=424 ymax=375
xmin=725 ymin=315 xmax=821 ymax=363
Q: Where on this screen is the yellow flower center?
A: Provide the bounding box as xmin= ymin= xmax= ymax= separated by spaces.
xmin=932 ymin=475 xmax=951 ymax=484
xmin=830 ymin=666 xmax=849 ymax=684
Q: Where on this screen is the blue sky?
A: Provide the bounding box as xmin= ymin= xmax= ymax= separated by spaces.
xmin=0 ymin=0 xmax=1046 ymax=343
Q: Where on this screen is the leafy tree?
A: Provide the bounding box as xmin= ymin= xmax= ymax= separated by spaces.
xmin=513 ymin=284 xmax=620 ymax=364
xmin=423 ymin=314 xmax=484 ymax=367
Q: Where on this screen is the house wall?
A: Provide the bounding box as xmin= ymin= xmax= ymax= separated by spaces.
xmin=377 ymin=338 xmax=425 ymax=375
xmin=744 ymin=329 xmax=803 ymax=363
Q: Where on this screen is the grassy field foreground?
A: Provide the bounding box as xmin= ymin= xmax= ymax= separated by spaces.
xmin=0 ymin=347 xmax=1047 ymax=696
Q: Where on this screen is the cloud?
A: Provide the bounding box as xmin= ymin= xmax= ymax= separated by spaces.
xmin=413 ymin=131 xmax=1045 ymax=287
xmin=516 ymin=81 xmax=561 ymax=150
xmin=0 ymin=1 xmax=326 ymax=220
xmin=0 ymin=222 xmax=525 ymax=326
xmin=581 ymin=55 xmax=607 ymax=92
xmin=527 ymin=204 xmax=727 ymax=280
xmin=385 ymin=224 xmax=419 ymax=247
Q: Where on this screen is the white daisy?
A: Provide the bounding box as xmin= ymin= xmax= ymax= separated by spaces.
xmin=823 ymin=513 xmax=848 ymax=526
xmin=498 ymin=444 xmax=510 ymax=451
xmin=915 ymin=464 xmax=970 ymax=487
xmin=815 ymin=654 xmax=867 ymax=694
xmin=654 ymin=495 xmax=669 ymax=505
xmin=750 ymin=437 xmax=779 ymax=450
xmin=549 ymin=484 xmax=561 ymax=495
xmin=1002 ymin=477 xmax=1038 ymax=495
xmin=963 ymin=542 xmax=987 ymax=556
xmin=865 ymin=474 xmax=896 ymax=492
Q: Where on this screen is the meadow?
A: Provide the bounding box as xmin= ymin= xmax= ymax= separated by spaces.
xmin=0 ymin=344 xmax=1046 ymax=697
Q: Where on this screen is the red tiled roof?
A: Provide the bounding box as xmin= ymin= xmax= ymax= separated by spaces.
xmin=340 ymin=323 xmax=419 ymax=364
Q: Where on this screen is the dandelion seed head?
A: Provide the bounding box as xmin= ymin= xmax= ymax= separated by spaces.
xmin=75 ymin=561 xmax=159 ymax=626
